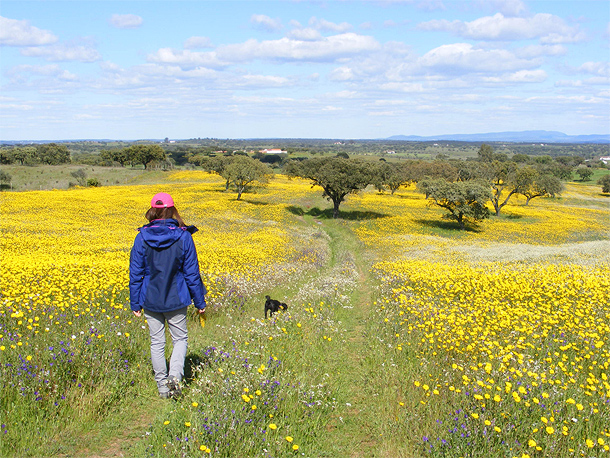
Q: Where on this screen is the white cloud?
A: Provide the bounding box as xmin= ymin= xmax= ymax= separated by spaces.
xmin=482 ymin=69 xmax=547 ymax=83
xmin=0 ymin=16 xmax=58 ymax=46
xmin=555 ymin=80 xmax=583 ymax=87
xmin=379 ymin=82 xmax=425 ymax=92
xmin=415 ymin=0 xmax=446 ymax=12
xmin=308 ymin=17 xmax=352 ymax=33
xmin=418 ymin=13 xmax=585 ymax=44
xmin=184 ymin=36 xmax=213 ymax=49
xmin=20 ymin=40 xmax=101 ymax=63
xmin=8 ymin=64 xmax=78 ymax=81
xmin=136 ymin=64 xmax=218 ymax=80
xmin=251 ymin=14 xmax=283 ymax=32
xmin=216 ymin=33 xmax=380 ymax=64
xmin=333 ymin=90 xmax=358 ymax=98
xmin=555 ymin=77 xmax=610 ymax=88
xmin=236 ymin=74 xmax=292 ymax=88
xmin=329 ymin=66 xmax=355 ymax=82
xmin=287 ymin=28 xmax=322 ymax=41
xmin=147 ymin=48 xmax=225 ymax=69
xmin=109 ymin=14 xmax=143 ymax=29
xmin=474 ymin=0 xmax=528 ymax=17
xmin=578 ymin=62 xmax=610 ymax=77
xmin=514 ymin=44 xmax=567 ymax=58
xmin=419 ymin=43 xmax=538 ymax=74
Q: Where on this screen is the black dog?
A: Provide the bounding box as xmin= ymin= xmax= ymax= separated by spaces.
xmin=265 ymin=295 xmax=288 ymax=319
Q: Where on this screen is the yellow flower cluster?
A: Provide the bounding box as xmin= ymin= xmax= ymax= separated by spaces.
xmin=0 ymin=173 xmax=315 ymax=343
xmin=352 ymin=182 xmax=609 ymax=250
xmin=377 ymin=258 xmax=610 ymax=455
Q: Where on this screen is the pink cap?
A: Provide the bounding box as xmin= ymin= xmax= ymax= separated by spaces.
xmin=151 ymin=192 xmax=174 ymax=208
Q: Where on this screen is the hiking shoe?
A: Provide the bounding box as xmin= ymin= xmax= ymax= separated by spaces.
xmin=166 ymin=376 xmax=182 ymax=398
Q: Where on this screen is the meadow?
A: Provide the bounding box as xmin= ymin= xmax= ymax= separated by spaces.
xmin=1 ymin=170 xmax=609 ymax=457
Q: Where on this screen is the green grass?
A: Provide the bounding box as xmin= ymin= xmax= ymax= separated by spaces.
xmin=0 ymin=164 xmax=161 ymax=191
xmin=570 ymin=167 xmax=610 ymax=186
xmin=2 ymin=173 xmax=608 ymax=458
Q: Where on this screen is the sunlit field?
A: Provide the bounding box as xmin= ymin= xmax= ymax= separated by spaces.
xmin=1 ymin=171 xmax=608 ymax=457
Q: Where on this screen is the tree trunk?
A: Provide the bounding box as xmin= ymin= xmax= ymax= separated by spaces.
xmin=457 ymin=213 xmax=465 ymax=230
xmin=332 ymin=199 xmax=341 ymax=218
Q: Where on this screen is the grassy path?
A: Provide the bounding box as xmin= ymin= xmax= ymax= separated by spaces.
xmin=90 ymin=214 xmax=414 ymax=458
xmin=296 ymin=218 xmax=412 ymax=457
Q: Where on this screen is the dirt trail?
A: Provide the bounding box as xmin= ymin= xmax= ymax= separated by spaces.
xmin=305 ymin=219 xmax=388 ymax=457
xmin=90 ymin=217 xmax=385 ymax=458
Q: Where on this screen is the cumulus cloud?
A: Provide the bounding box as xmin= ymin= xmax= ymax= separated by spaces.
xmin=184 ymin=36 xmax=213 ymax=49
xmin=329 ymin=66 xmax=356 ymax=81
xmin=578 ymin=62 xmax=610 ymax=77
xmin=215 ymin=33 xmax=380 ymax=64
xmin=378 ymin=82 xmax=425 ymax=92
xmin=109 ymin=14 xmax=143 ymax=29
xmin=415 ymin=0 xmax=446 ymax=12
xmin=483 ymin=69 xmax=547 ymax=83
xmin=251 ymin=14 xmax=283 ymax=32
xmin=0 ymin=16 xmax=58 ymax=46
xmin=308 ymin=17 xmax=352 ymax=33
xmin=514 ymin=44 xmax=567 ymax=58
xmin=20 ymin=40 xmax=101 ymax=62
xmin=236 ymin=74 xmax=292 ymax=88
xmin=287 ymin=28 xmax=322 ymax=41
xmin=147 ymin=48 xmax=225 ymax=69
xmin=418 ymin=13 xmax=585 ymax=43
xmin=8 ymin=64 xmax=78 ymax=81
xmin=474 ymin=0 xmax=528 ymax=17
xmin=419 ymin=43 xmax=538 ymax=74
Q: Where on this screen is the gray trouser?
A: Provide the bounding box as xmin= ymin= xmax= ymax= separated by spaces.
xmin=143 ymin=307 xmax=188 ymax=394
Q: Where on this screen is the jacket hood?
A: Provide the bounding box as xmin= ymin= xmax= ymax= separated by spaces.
xmin=139 ymin=218 xmax=184 ymax=249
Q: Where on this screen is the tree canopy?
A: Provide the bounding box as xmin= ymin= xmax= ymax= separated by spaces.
xmin=37 ymin=143 xmax=71 ymax=165
xmin=223 ymin=155 xmax=272 ymax=200
xmin=514 ymin=166 xmax=564 ymax=205
xmin=598 ymin=174 xmax=610 ymax=193
xmin=418 ymin=179 xmax=491 ymax=230
xmin=124 ymin=144 xmax=166 ymax=169
xmin=287 ymin=157 xmax=375 ymax=218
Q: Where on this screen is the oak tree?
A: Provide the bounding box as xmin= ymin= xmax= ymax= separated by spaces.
xmin=418 ymin=179 xmax=491 ymax=230
xmin=287 ymin=157 xmax=375 ymax=218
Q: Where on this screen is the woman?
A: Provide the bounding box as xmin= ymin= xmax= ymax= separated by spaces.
xmin=129 ymin=192 xmax=207 ymax=399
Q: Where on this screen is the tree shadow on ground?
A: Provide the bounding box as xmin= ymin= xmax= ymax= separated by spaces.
xmin=414 ymin=218 xmax=483 ymax=233
xmin=239 ymin=199 xmax=270 ymax=206
xmin=501 ymin=213 xmax=524 ymax=220
xmin=286 ymin=205 xmax=389 ymax=221
xmin=391 ymin=193 xmax=422 ymax=200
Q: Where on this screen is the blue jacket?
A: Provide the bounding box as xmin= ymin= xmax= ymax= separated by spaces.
xmin=129 ymin=218 xmax=207 ymax=313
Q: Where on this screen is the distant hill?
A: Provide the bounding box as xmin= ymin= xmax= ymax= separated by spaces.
xmin=387 ymin=130 xmax=610 ymax=144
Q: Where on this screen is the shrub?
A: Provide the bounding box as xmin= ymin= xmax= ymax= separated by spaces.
xmin=598 ymin=174 xmax=610 ymax=193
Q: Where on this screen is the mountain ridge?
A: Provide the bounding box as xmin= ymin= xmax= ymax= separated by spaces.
xmin=386 ymin=130 xmax=610 ymax=143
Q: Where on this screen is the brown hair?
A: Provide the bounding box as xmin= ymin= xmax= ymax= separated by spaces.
xmin=144 ymin=206 xmax=186 ymax=227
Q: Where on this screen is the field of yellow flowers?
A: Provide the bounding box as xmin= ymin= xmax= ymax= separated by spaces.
xmin=352 ymin=184 xmax=610 ymax=457
xmin=1 ymin=170 xmax=608 ymax=457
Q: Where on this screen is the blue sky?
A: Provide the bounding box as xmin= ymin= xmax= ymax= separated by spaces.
xmin=1 ymin=0 xmax=608 ymax=140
